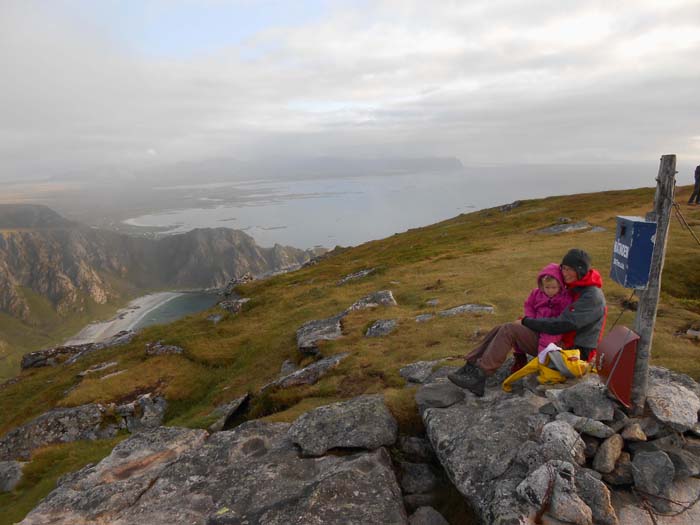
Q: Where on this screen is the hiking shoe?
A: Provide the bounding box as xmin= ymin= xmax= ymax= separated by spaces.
xmin=448 ymin=363 xmax=486 ymax=397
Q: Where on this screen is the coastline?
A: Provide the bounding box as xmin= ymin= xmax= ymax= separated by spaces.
xmin=64 ymin=292 xmax=183 ymax=345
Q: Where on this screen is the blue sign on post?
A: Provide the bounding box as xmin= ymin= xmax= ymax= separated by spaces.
xmin=610 ymin=216 xmax=657 ymax=289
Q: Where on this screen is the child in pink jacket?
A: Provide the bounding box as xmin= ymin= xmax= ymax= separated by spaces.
xmin=511 ymin=262 xmax=574 ymax=373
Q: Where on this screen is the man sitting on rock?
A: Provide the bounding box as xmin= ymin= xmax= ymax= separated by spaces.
xmin=448 ymin=248 xmax=606 ymax=397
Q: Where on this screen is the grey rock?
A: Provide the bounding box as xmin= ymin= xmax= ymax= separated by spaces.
xmin=555 ymin=411 xmax=615 ymax=438
xmin=544 ymin=388 xmax=568 ymax=413
xmin=220 ymin=272 xmax=254 ymax=296
xmin=346 ymin=290 xmax=398 ymax=312
xmin=22 ymin=423 xmax=408 ymax=525
xmin=415 ymin=314 xmax=434 ymax=323
xmin=145 ymin=341 xmax=184 ymax=356
xmin=593 ymin=434 xmax=624 ymax=474
xmin=77 ymin=361 xmax=118 ymax=377
xmin=588 ymin=226 xmax=607 ymax=233
xmin=423 ymin=390 xmax=549 ymax=522
xmin=516 ymin=460 xmax=593 ymax=525
xmin=646 ymin=382 xmax=700 ymax=432
xmin=366 ymin=319 xmax=398 ymax=337
xmin=539 ymin=402 xmax=559 ymax=416
xmin=499 ymin=200 xmax=521 ymax=212
xmin=632 ymin=451 xmax=676 ymax=512
xmin=602 ymin=452 xmax=634 ymax=486
xmin=21 ymin=330 xmax=136 ymax=369
xmin=627 ymin=433 xmax=684 ymax=455
xmin=400 ymin=360 xmax=444 ymax=384
xmin=649 ymin=365 xmax=700 ymax=399
xmin=540 ymin=420 xmax=586 ymax=465
xmin=403 ymin=494 xmax=440 ymax=514
xmin=0 ymin=460 xmax=23 ymax=492
xmin=639 ymin=415 xmax=667 ymax=438
xmin=399 ymin=461 xmax=439 ymax=494
xmin=559 ymin=380 xmax=615 ymax=421
xmin=208 ymin=394 xmax=250 ymax=432
xmin=621 ymin=422 xmax=647 ymax=442
xmin=408 ymin=506 xmax=449 ymax=525
xmin=425 ymin=299 xmax=440 ymax=307
xmin=279 ymin=359 xmax=297 ymax=377
xmin=206 ymin=314 xmax=223 ymax=324
xmin=438 ymin=304 xmax=494 ymax=317
xmin=0 ymin=403 xmax=112 ymax=461
xmin=218 ymin=296 xmax=250 ymax=314
xmin=398 ymin=436 xmax=435 ymax=463
xmin=665 ymin=448 xmax=700 ymax=480
xmin=337 ymin=267 xmax=377 ymax=285
xmin=575 ymin=469 xmax=619 ymax=525
xmin=415 ymin=383 xmax=465 ymax=413
xmin=117 ymin=394 xmax=168 ymax=433
xmin=263 ymin=353 xmax=349 ymax=392
xmin=534 ymin=221 xmax=592 ymax=234
xmin=296 ymin=314 xmax=345 ymax=355
xmin=582 ymin=435 xmax=600 ymax=459
xmin=423 ymin=366 xmax=453 ymax=384
xmin=288 ymin=394 xmax=398 ymax=456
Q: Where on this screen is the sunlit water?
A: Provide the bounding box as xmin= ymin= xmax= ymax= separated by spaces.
xmin=124 ymin=165 xmax=654 ymax=249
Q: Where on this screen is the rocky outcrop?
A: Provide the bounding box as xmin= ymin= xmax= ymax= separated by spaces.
xmin=438 ymin=304 xmax=494 ymax=316
xmin=0 ymin=404 xmax=113 ymax=461
xmin=207 ymin=395 xmax=250 ymax=432
xmin=21 ymin=422 xmax=408 ymax=525
xmin=262 ymin=353 xmax=350 ymax=393
xmin=288 ymin=394 xmax=398 ymax=456
xmin=296 ymin=314 xmax=345 ymax=355
xmin=218 ymin=297 xmax=250 ymax=314
xmin=21 ymin=330 xmax=135 ymax=369
xmin=346 ymin=290 xmax=397 ymax=312
xmin=534 ymin=220 xmax=592 ymax=234
xmin=0 ymin=460 xmax=23 ymax=492
xmin=422 ymin=364 xmax=700 ymax=524
xmin=366 ymin=319 xmax=398 ymax=337
xmin=337 ymin=267 xmax=377 ymax=285
xmin=145 ymin=341 xmax=184 ymax=357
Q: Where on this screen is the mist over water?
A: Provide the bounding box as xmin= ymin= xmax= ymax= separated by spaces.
xmin=123 ymin=163 xmax=657 ymax=249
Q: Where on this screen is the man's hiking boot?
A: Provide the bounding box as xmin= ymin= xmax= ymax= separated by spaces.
xmin=448 ymin=362 xmax=486 ymax=397
xmin=509 ymin=353 xmax=528 ymax=375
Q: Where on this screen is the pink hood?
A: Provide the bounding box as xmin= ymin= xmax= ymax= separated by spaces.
xmin=524 ymin=262 xmax=574 ymax=351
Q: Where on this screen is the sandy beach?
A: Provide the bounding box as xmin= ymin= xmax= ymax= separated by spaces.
xmin=64 ymin=292 xmax=182 ymax=345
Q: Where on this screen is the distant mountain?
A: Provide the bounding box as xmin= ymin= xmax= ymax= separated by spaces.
xmin=0 ymin=205 xmax=319 ymax=321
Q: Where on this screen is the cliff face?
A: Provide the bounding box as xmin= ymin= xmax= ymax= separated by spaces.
xmin=0 ymin=205 xmax=315 ymax=321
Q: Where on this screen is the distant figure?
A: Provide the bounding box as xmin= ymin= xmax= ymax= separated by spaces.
xmin=510 ymin=263 xmax=574 ymax=374
xmin=448 ymin=248 xmax=605 ymax=397
xmin=689 ymin=165 xmax=700 ymax=205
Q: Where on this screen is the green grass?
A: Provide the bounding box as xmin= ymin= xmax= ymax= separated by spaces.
xmin=1 ymin=184 xmax=700 ymax=521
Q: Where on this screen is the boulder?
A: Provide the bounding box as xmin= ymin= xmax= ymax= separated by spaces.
xmin=540 ymin=420 xmax=586 ymax=465
xmin=631 ymin=451 xmax=675 ymax=512
xmin=337 ymin=267 xmax=377 ymax=285
xmin=288 ymin=395 xmax=398 ymax=456
xmin=296 ymin=314 xmax=345 ymax=355
xmin=621 ymin=422 xmax=647 ymax=442
xmin=0 ymin=460 xmax=23 ymax=492
xmin=220 ymin=273 xmax=254 ymax=296
xmin=558 ymin=380 xmax=615 ymax=421
xmin=0 ymin=403 xmax=113 ymax=461
xmin=646 ymin=382 xmax=700 ymax=432
xmin=602 ymin=452 xmax=634 ymax=486
xmin=593 ymin=434 xmax=624 ymax=474
xmin=400 ymin=360 xmax=444 ymax=384
xmin=415 ymin=383 xmax=465 ymax=413
xmin=415 ymin=314 xmax=434 ymax=323
xmin=534 ymin=221 xmax=592 ymax=234
xmin=262 ymin=353 xmax=349 ymax=392
xmin=21 ymin=330 xmax=136 ymax=369
xmin=218 ymin=297 xmax=250 ymax=314
xmin=398 ymin=461 xmax=439 ymax=494
xmin=408 ymin=506 xmax=449 ymax=525
xmin=555 ymin=412 xmax=615 ymax=438
xmin=22 ymin=422 xmax=408 ymax=525
xmin=366 ymin=319 xmax=398 ymax=337
xmin=145 ymin=341 xmax=184 ymax=356
xmin=346 ymin=290 xmax=397 ymax=312
xmin=438 ymin=304 xmax=494 ymax=317
xmin=422 ymin=390 xmax=550 ymax=522
xmin=398 ymin=436 xmax=435 ymax=463
xmin=516 ymin=460 xmax=593 ymax=525
xmin=77 ymin=361 xmax=118 ymax=378
xmin=665 ymin=448 xmax=700 ymax=480
xmin=649 ymin=365 xmax=700 ymax=399
xmin=575 ymin=469 xmax=619 ymax=525
xmin=207 ymin=394 xmax=250 ymax=432
xmin=115 ymin=394 xmax=168 ymax=433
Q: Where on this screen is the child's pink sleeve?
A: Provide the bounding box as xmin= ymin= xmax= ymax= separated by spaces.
xmin=523 ymin=289 xmax=538 ymax=318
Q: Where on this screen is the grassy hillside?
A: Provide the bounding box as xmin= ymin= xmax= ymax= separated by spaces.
xmin=1 ymin=185 xmax=699 ymax=522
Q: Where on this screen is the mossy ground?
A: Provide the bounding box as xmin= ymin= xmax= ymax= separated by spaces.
xmin=1 ymin=185 xmax=700 ymax=523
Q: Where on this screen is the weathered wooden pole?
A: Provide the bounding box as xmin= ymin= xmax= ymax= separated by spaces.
xmin=630 ymin=154 xmax=676 ymax=414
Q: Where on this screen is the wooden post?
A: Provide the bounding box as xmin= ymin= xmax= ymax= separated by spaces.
xmin=630 ymin=154 xmax=676 ymax=414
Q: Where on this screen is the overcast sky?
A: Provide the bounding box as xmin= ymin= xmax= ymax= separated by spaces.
xmin=1 ymin=0 xmax=699 ymax=182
